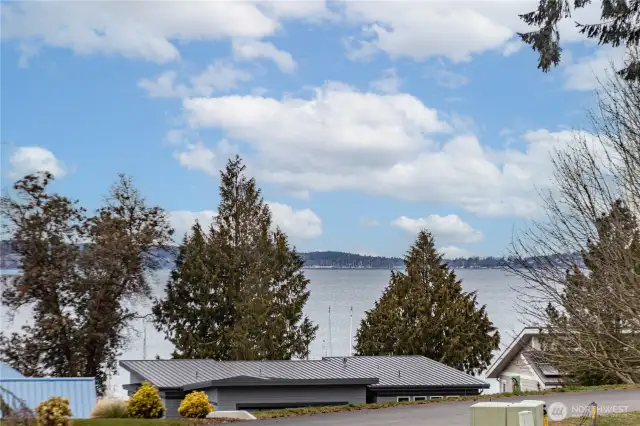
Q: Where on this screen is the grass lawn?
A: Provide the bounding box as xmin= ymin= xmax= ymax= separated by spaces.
xmin=252 ymin=383 xmax=640 ymax=419
xmin=552 ymin=411 xmax=640 ymax=425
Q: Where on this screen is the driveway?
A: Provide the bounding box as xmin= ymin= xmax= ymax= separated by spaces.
xmin=255 ymin=389 xmax=640 ymax=426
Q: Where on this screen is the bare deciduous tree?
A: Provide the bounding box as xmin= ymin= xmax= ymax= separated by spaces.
xmin=505 ymin=51 xmax=640 ymax=384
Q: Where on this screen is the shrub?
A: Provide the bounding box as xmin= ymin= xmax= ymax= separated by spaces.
xmin=126 ymin=381 xmax=165 ymax=419
xmin=35 ymin=396 xmax=72 ymax=426
xmin=178 ymin=391 xmax=213 ymax=418
xmin=89 ymin=397 xmax=128 ymax=419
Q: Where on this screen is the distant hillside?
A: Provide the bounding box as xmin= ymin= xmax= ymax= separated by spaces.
xmin=0 ymin=240 xmax=583 ymax=270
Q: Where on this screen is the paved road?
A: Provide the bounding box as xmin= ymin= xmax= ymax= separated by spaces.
xmin=255 ymin=390 xmax=640 ymax=426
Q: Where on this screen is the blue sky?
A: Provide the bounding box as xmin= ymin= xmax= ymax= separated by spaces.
xmin=0 ymin=1 xmax=626 ymax=258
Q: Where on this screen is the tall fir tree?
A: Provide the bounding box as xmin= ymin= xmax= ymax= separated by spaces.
xmin=354 ymin=230 xmax=500 ymax=375
xmin=153 ymin=156 xmax=317 ymax=360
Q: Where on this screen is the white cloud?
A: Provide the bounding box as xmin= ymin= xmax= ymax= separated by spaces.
xmin=563 ymin=46 xmax=627 ymax=91
xmin=370 ymin=68 xmax=401 ymax=94
xmin=138 ymin=61 xmax=252 ymax=98
xmin=184 ymin=82 xmax=450 ymax=164
xmin=341 ymin=2 xmax=519 ymax=62
xmin=174 ymin=143 xmax=218 ymax=176
xmin=439 ymin=245 xmax=474 ymax=259
xmin=181 ymin=81 xmax=591 ymax=218
xmin=170 ymin=210 xmax=218 ymax=240
xmin=267 ymin=202 xmax=323 ymax=240
xmin=392 ymin=214 xmax=483 ymax=244
xmin=8 ymin=146 xmax=66 ymax=179
xmin=170 ymin=202 xmax=322 ymax=242
xmin=340 ymin=1 xmax=602 ymax=63
xmin=232 ymin=39 xmax=297 ymax=73
xmin=1 ymin=2 xmax=330 ymax=64
xmin=173 ymin=139 xmax=237 ymax=177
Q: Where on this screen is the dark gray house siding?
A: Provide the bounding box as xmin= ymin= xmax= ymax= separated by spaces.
xmin=205 ymin=385 xmax=367 ymax=411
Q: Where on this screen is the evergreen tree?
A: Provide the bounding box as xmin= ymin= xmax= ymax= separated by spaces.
xmin=153 ymin=156 xmax=317 ymax=360
xmin=518 ymin=0 xmax=639 ymax=82
xmin=354 ymin=230 xmax=500 ymax=375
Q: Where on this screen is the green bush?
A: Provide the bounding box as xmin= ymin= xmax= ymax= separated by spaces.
xmin=177 ymin=391 xmax=213 ymax=418
xmin=126 ymin=381 xmax=165 ymax=419
xmin=35 ymin=396 xmax=72 ymax=426
xmin=89 ymin=397 xmax=128 ymax=418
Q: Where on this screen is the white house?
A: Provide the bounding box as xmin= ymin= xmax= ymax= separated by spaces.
xmin=485 ymin=327 xmax=564 ymax=393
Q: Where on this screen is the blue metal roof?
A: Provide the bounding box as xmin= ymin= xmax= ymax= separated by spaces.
xmin=0 ymin=363 xmax=25 ymax=379
xmin=0 ymin=377 xmax=97 ymax=418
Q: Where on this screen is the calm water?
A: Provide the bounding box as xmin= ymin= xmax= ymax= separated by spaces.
xmin=1 ymin=268 xmax=525 ymax=395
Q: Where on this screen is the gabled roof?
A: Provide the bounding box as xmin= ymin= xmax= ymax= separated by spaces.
xmin=120 ymin=355 xmax=489 ymax=390
xmin=485 ymin=327 xmax=543 ymax=379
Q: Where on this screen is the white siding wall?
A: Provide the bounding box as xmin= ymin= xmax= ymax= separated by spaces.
xmin=500 ymin=353 xmax=543 ymax=392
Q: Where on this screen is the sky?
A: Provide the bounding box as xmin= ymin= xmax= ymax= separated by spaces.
xmin=0 ymin=0 xmax=627 ymax=258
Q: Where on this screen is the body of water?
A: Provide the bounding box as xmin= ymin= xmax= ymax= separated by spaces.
xmin=1 ymin=268 xmax=525 ymax=396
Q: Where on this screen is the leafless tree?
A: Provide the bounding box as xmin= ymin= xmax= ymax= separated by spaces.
xmin=505 ymin=49 xmax=640 ymax=384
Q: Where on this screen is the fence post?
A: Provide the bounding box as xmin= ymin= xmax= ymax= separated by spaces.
xmin=591 ymin=402 xmax=597 ymax=426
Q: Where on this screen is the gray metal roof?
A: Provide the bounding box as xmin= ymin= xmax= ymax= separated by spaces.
xmin=120 ymin=356 xmax=488 ymax=390
xmin=322 ymin=356 xmax=488 ymax=388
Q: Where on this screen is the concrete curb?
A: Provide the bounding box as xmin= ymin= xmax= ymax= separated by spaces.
xmin=207 ymin=410 xmax=257 ymax=420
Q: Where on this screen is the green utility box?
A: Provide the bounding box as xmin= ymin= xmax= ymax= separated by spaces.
xmin=470 ymin=400 xmax=546 ymax=426
xmin=507 ymin=401 xmax=545 ymax=426
xmin=469 ymin=402 xmax=510 ymax=426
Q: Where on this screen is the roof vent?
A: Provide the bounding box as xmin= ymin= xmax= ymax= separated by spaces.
xmin=195 ymin=371 xmax=199 ymax=381
xmin=398 ymin=370 xmax=401 ymax=378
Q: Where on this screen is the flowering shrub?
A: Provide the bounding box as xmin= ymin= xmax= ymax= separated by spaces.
xmin=126 ymin=381 xmax=165 ymax=419
xmin=178 ymin=391 xmax=213 ymax=418
xmin=35 ymin=396 xmax=72 ymax=426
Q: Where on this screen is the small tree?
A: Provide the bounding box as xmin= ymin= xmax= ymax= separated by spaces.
xmin=126 ymin=382 xmax=165 ymax=419
xmin=354 ymin=230 xmax=500 ymax=375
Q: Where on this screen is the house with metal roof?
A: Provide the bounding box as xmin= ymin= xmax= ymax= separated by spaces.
xmin=120 ymin=355 xmax=489 ymax=416
xmin=485 ymin=327 xmax=564 ymax=393
xmin=0 ymin=363 xmax=97 ymax=419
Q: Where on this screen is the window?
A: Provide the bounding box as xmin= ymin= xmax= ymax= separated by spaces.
xmin=413 ymin=396 xmax=427 ymax=401
xmin=397 ymin=397 xmax=410 ymax=402
xmin=430 ymin=396 xmax=443 ymax=400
